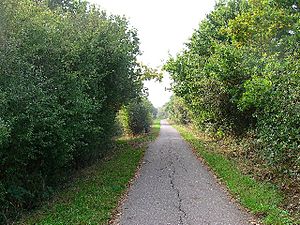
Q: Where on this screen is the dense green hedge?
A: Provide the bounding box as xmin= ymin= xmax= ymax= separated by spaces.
xmin=0 ymin=0 xmax=142 ymax=222
xmin=164 ymin=95 xmax=190 ymax=125
xmin=165 ymin=0 xmax=299 ymax=179
xmin=118 ymin=98 xmax=155 ymax=135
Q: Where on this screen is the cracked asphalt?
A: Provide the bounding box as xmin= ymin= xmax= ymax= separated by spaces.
xmin=118 ymin=120 xmax=254 ymax=225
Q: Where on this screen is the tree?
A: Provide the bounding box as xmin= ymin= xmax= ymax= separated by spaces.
xmin=0 ymin=0 xmax=143 ymax=222
xmin=164 ymin=0 xmax=300 ymax=182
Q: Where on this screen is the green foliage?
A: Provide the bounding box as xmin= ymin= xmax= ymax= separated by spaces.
xmin=137 ymin=63 xmax=163 ymax=82
xmin=20 ymin=121 xmax=161 ymax=224
xmin=0 ymin=0 xmax=142 ymax=222
xmin=254 ymin=58 xmax=300 ymax=174
xmin=239 ymin=76 xmax=273 ymax=110
xmin=164 ymin=95 xmax=190 ymax=125
xmin=118 ymin=98 xmax=155 ymax=135
xmin=165 ymin=0 xmax=299 ymax=189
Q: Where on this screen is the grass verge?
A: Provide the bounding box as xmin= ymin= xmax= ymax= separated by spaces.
xmin=174 ymin=124 xmax=298 ymax=225
xmin=18 ymin=120 xmax=160 ymax=225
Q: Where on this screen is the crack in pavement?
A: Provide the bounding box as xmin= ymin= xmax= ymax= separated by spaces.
xmin=118 ymin=120 xmax=255 ymax=225
xmin=174 ymin=153 xmax=188 ymax=173
xmin=167 ymin=158 xmax=188 ymax=225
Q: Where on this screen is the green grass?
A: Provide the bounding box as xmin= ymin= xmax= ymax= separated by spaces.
xmin=175 ymin=125 xmax=298 ymax=225
xmin=19 ymin=120 xmax=160 ymax=225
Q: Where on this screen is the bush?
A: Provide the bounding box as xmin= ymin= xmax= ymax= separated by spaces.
xmin=118 ymin=98 xmax=154 ymax=135
xmin=0 ymin=0 xmax=141 ymax=222
xmin=164 ymin=95 xmax=190 ymax=125
xmin=241 ymin=57 xmax=300 ymax=176
xmin=164 ymin=0 xmax=300 ymax=180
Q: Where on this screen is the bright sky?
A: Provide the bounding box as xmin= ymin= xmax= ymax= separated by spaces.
xmin=89 ymin=0 xmax=216 ymax=107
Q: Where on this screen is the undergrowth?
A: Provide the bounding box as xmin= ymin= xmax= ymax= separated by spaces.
xmin=175 ymin=125 xmax=299 ymax=225
xmin=17 ymin=120 xmax=160 ymax=224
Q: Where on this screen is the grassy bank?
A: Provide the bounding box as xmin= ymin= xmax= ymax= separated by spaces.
xmin=18 ymin=120 xmax=160 ymax=225
xmin=174 ymin=125 xmax=298 ymax=225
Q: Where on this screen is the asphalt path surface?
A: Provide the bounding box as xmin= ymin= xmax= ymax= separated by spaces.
xmin=118 ymin=120 xmax=254 ymax=225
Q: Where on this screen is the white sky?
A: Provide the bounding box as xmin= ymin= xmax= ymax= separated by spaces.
xmin=89 ymin=0 xmax=216 ymax=107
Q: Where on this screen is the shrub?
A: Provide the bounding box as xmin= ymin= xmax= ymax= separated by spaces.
xmin=0 ymin=0 xmax=141 ymax=222
xmin=118 ymin=98 xmax=154 ymax=135
xmin=164 ymin=0 xmax=300 ymax=180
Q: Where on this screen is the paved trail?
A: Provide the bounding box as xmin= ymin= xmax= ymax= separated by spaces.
xmin=118 ymin=120 xmax=254 ymax=225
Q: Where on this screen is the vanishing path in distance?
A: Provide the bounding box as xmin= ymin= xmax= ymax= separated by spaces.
xmin=118 ymin=120 xmax=254 ymax=225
